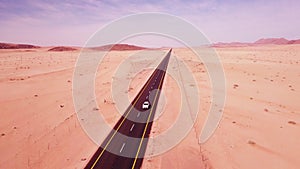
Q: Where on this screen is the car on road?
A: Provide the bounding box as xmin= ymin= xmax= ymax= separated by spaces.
xmin=142 ymin=101 xmax=150 ymax=110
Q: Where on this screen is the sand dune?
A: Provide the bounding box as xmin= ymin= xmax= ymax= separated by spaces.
xmin=90 ymin=44 xmax=147 ymax=51
xmin=48 ymin=46 xmax=78 ymax=52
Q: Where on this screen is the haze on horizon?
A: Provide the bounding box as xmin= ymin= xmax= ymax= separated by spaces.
xmin=0 ymin=0 xmax=299 ymax=48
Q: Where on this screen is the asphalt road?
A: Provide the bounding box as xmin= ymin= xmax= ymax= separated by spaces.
xmin=84 ymin=49 xmax=172 ymax=169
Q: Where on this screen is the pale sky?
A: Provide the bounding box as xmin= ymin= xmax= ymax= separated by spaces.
xmin=0 ymin=0 xmax=299 ymax=47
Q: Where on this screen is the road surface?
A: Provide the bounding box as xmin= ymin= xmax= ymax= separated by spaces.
xmin=85 ymin=49 xmax=172 ymax=169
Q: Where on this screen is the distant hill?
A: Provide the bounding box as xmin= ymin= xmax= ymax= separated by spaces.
xmin=90 ymin=44 xmax=147 ymax=51
xmin=287 ymin=39 xmax=300 ymax=44
xmin=0 ymin=43 xmax=147 ymax=51
xmin=254 ymin=38 xmax=289 ymax=45
xmin=48 ymin=46 xmax=77 ymax=51
xmin=213 ymin=38 xmax=300 ymax=47
xmin=0 ymin=42 xmax=40 ymax=49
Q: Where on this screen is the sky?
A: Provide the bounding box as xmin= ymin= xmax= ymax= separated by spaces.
xmin=0 ymin=0 xmax=299 ymax=47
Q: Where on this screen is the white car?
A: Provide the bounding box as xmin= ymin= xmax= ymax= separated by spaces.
xmin=142 ymin=101 xmax=150 ymax=110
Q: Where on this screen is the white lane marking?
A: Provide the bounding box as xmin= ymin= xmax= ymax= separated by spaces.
xmin=120 ymin=143 xmax=126 ymax=153
xmin=137 ymin=112 xmax=141 ymax=117
xmin=130 ymin=124 xmax=135 ymax=132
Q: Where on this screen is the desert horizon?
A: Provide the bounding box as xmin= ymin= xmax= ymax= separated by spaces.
xmin=1 ymin=37 xmax=300 ymax=50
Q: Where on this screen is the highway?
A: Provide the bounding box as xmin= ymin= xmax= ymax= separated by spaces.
xmin=84 ymin=49 xmax=172 ymax=169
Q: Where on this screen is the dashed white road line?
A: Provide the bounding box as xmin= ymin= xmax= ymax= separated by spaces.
xmin=130 ymin=124 xmax=135 ymax=131
xmin=137 ymin=112 xmax=141 ymax=117
xmin=120 ymin=143 xmax=126 ymax=153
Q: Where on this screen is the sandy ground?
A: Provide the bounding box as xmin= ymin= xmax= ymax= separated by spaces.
xmin=0 ymin=45 xmax=299 ymax=169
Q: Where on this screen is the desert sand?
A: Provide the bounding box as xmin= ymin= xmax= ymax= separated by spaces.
xmin=0 ymin=44 xmax=299 ymax=169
